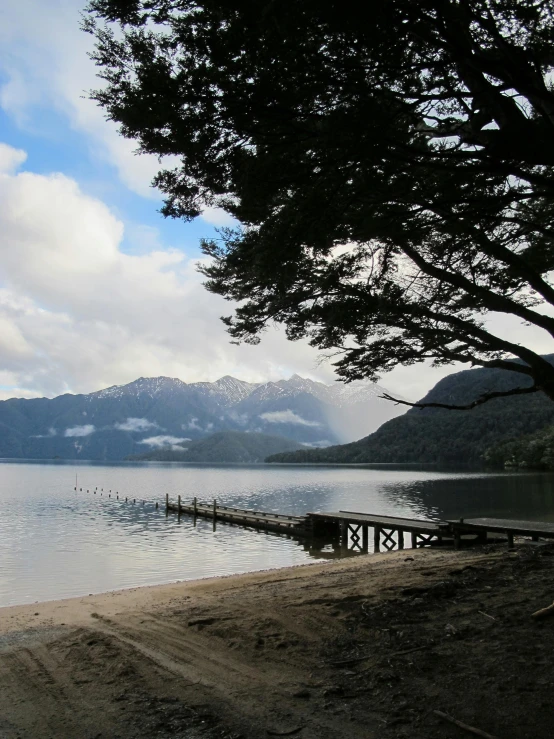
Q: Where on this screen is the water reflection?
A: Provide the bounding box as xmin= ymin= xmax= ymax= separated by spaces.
xmin=2 ymin=460 xmax=554 ymax=607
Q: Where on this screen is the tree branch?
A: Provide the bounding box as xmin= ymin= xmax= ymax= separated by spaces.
xmin=380 ymin=384 xmax=539 ymax=411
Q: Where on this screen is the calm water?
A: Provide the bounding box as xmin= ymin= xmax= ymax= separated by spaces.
xmin=2 ymin=460 xmax=554 ymax=607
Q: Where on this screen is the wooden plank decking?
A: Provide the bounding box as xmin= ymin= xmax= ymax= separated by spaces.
xmin=449 ymin=517 xmax=554 ymax=547
xmin=337 ymin=510 xmax=447 ymax=533
xmin=166 ymin=499 xmax=308 ymax=536
xmin=451 ymin=517 xmax=554 ymax=537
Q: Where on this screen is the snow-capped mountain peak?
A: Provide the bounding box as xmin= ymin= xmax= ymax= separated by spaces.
xmin=90 ymin=376 xmax=187 ymax=401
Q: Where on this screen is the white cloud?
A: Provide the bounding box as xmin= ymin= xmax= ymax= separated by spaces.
xmin=184 ymin=418 xmax=202 ymax=431
xmin=114 ymin=417 xmax=160 ymax=432
xmin=64 ymin=424 xmax=95 ymax=437
xmin=139 ymin=435 xmax=188 ymax=448
xmin=32 ymin=427 xmax=57 ymax=438
xmin=200 ymin=207 xmax=236 ymax=227
xmin=259 ymin=410 xmax=322 ymax=427
xmin=0 ymin=143 xmax=27 ymax=175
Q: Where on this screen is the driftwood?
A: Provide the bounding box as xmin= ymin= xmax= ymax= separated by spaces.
xmin=433 ymin=710 xmax=499 ymax=739
xmin=478 ymin=610 xmax=496 ymax=621
xmin=266 ymin=727 xmax=303 ymax=736
xmin=328 ymin=644 xmax=429 ymax=667
xmin=531 ymin=601 xmax=554 ymax=620
xmin=327 ymin=654 xmax=371 ymax=666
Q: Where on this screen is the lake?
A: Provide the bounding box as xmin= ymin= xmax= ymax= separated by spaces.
xmin=2 ymin=460 xmax=554 ymax=608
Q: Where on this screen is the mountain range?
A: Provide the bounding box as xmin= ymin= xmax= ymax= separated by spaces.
xmin=267 ymin=361 xmax=554 ymax=465
xmin=0 ymin=374 xmax=404 ymax=460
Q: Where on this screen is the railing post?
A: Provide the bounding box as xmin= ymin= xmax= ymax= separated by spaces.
xmin=374 ymin=526 xmax=381 ymax=553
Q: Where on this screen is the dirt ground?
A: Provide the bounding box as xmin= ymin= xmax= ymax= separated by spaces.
xmin=1 ymin=541 xmax=554 ymax=739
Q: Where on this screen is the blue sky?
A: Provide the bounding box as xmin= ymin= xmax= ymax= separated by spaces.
xmin=1 ymin=0 xmax=550 ymax=405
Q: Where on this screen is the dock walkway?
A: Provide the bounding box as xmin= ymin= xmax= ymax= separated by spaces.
xmin=164 ymin=496 xmax=554 ymax=553
xmin=166 ymin=498 xmax=308 ymax=536
xmin=450 ymin=517 xmax=554 ymax=548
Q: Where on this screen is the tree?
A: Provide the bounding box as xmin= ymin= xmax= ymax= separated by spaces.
xmin=85 ymin=0 xmax=554 ymax=405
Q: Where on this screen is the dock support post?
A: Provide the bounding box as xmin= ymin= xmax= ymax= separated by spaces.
xmin=362 ymin=526 xmax=369 ymax=552
xmin=411 ymin=532 xmax=417 ymax=549
xmin=165 ymin=493 xmax=169 ymax=511
xmin=374 ymin=526 xmax=380 ymax=553
xmin=398 ymin=530 xmax=404 ymax=550
xmin=213 ymin=498 xmax=217 ymax=519
xmin=340 ymin=520 xmax=348 ymax=548
xmin=193 ymin=496 xmax=197 ymax=516
xmin=507 ymin=531 xmax=514 ymax=548
xmin=178 ymin=494 xmax=181 ymax=519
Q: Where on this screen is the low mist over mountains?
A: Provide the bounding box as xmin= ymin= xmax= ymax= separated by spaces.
xmin=268 ymin=361 xmax=554 ymax=465
xmin=0 ymin=374 xmax=404 ymax=461
xmin=129 ymin=431 xmax=304 ymax=463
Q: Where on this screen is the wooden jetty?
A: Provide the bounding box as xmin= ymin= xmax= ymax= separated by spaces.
xmin=166 ymin=496 xmax=309 ymax=536
xmin=164 ymin=495 xmax=554 ymax=553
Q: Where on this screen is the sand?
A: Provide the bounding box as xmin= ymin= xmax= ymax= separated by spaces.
xmin=1 ymin=543 xmax=554 ymax=738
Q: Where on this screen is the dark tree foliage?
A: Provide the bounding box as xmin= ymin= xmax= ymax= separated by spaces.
xmin=85 ymin=0 xmax=554 ymax=403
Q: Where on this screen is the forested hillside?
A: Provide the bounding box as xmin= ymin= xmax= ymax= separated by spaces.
xmin=484 ymin=427 xmax=554 ymax=470
xmin=128 ymin=431 xmax=303 ymax=463
xmin=267 ymin=362 xmax=554 ymax=465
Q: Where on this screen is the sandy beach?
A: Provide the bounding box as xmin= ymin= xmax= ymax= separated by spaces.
xmin=1 ymin=543 xmax=554 ymax=738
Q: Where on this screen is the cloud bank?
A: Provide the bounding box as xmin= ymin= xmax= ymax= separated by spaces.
xmin=259 ymin=410 xmax=322 ymax=427
xmin=64 ymin=424 xmax=95 ymax=437
xmin=114 ymin=418 xmax=160 ymax=432
xmin=139 ymin=435 xmax=189 ymax=449
xmin=0 ymin=143 xmax=333 ymax=400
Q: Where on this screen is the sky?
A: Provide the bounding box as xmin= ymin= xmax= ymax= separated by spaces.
xmin=0 ymin=0 xmax=552 ymax=404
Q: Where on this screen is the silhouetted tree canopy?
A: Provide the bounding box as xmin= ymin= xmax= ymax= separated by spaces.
xmin=85 ymin=0 xmax=554 ymax=404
